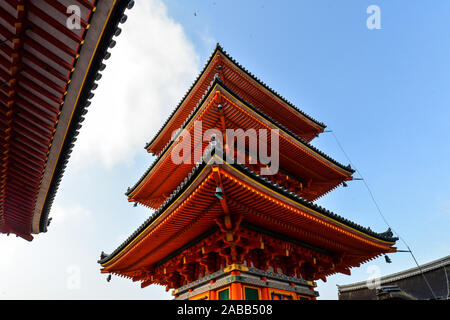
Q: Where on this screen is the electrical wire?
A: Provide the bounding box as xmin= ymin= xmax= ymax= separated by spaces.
xmin=0 ymin=34 xmax=17 ymax=46
xmin=326 ymin=129 xmax=438 ymax=299
xmin=0 ymin=68 xmax=25 ymax=89
xmin=0 ymin=26 xmax=32 ymax=46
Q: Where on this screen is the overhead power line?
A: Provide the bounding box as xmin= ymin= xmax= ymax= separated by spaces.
xmin=325 ymin=129 xmax=437 ymax=299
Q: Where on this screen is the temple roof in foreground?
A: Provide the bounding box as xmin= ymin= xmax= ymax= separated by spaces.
xmin=0 ymin=0 xmax=134 ymax=240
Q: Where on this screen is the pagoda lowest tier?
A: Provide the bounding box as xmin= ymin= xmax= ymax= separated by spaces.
xmin=145 ymin=44 xmax=326 ymax=155
xmin=126 ymin=79 xmax=354 ymax=209
xmin=99 ymin=154 xmax=397 ymax=298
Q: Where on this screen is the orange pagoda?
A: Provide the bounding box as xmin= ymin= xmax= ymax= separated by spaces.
xmin=99 ymin=45 xmax=397 ymax=300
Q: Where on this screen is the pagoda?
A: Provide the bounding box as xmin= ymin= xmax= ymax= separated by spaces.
xmin=99 ymin=45 xmax=397 ymax=300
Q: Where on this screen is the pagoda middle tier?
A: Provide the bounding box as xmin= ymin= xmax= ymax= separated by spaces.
xmin=126 ymin=79 xmax=353 ymax=208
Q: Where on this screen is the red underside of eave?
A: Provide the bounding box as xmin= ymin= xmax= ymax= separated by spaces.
xmin=105 ymin=163 xmax=393 ymax=275
xmin=130 ymin=85 xmax=350 ymax=209
xmin=0 ymin=0 xmax=96 ymax=237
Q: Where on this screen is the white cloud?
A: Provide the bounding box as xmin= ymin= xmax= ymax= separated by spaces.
xmin=50 ymin=202 xmax=93 ymax=227
xmin=72 ymin=0 xmax=199 ymax=169
xmin=0 ymin=201 xmax=171 ymax=299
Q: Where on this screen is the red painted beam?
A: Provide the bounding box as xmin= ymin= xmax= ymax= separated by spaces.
xmin=8 ymin=177 xmax=41 ymax=197
xmin=41 ymin=0 xmax=89 ymax=29
xmin=22 ymin=51 xmax=70 ymax=82
xmin=17 ymin=87 xmax=60 ymax=116
xmin=9 ymin=161 xmax=43 ymax=181
xmin=16 ymin=98 xmax=58 ymax=124
xmin=27 ymin=22 xmax=78 ymax=57
xmin=14 ymin=135 xmax=49 ymax=157
xmin=25 ymin=36 xmax=74 ymax=71
xmin=12 ymin=123 xmax=51 ymax=148
xmin=28 ymin=3 xmax=83 ymax=43
xmin=18 ymin=75 xmax=63 ymax=104
xmin=0 ymin=5 xmax=18 ymax=27
xmin=16 ymin=107 xmax=54 ymax=132
xmin=22 ymin=64 xmax=66 ymax=94
xmin=5 ymin=178 xmax=39 ymax=197
xmin=4 ymin=195 xmax=36 ymax=211
xmin=14 ymin=116 xmax=53 ymax=140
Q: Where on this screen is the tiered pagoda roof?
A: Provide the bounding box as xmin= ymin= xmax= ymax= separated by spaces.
xmin=0 ymin=0 xmax=134 ymax=240
xmin=126 ymin=78 xmax=354 ymax=208
xmin=99 ymin=46 xmax=397 ymax=290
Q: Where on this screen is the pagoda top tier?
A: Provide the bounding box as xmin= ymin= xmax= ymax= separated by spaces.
xmin=145 ymin=44 xmax=327 ymax=155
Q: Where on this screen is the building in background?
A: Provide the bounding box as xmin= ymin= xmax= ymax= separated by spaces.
xmin=99 ymin=45 xmax=397 ymax=300
xmin=0 ymin=0 xmax=134 ymax=240
xmin=338 ymin=255 xmax=450 ymax=300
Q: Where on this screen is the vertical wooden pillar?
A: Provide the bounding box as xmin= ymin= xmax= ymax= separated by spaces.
xmin=230 ymin=282 xmax=243 ymax=300
xmin=260 ymin=277 xmax=270 ymax=300
xmin=261 ymin=287 xmax=270 ymax=300
xmin=209 ymin=280 xmax=217 ymax=300
xmin=230 ymin=271 xmax=242 ymax=300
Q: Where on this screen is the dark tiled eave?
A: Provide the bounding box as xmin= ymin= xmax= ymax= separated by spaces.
xmin=126 ymin=77 xmax=353 ymax=198
xmin=38 ymin=0 xmax=134 ymax=233
xmin=144 ymin=44 xmax=326 ymax=151
xmin=101 ymin=150 xmax=396 ymax=266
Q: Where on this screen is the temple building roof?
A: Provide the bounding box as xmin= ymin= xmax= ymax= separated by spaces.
xmin=338 ymin=255 xmax=450 ymax=300
xmin=100 ymin=150 xmax=397 ymax=271
xmin=0 ymin=0 xmax=134 ymax=240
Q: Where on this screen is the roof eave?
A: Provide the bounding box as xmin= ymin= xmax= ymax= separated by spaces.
xmin=32 ymin=0 xmax=133 ymax=235
xmin=101 ymin=154 xmax=395 ymax=267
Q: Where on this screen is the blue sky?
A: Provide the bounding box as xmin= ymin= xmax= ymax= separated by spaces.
xmin=1 ymin=1 xmax=449 ymax=299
